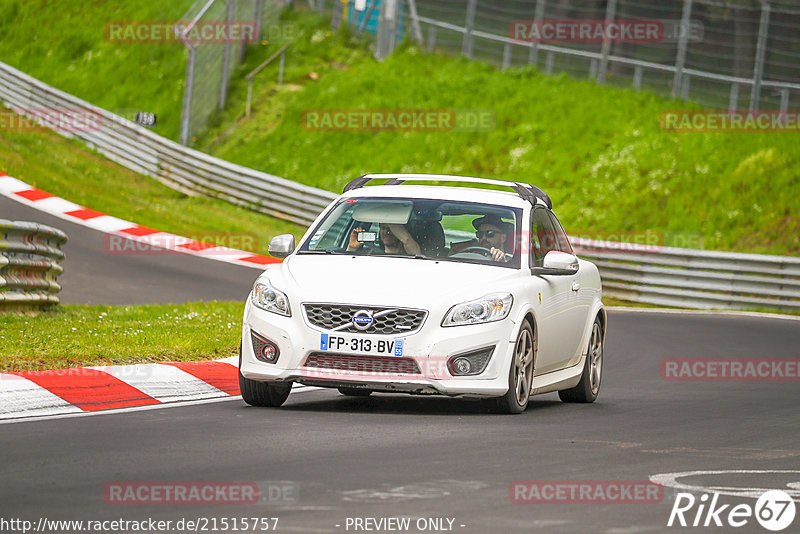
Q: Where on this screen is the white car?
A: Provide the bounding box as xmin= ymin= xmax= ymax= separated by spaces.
xmin=239 ymin=174 xmax=605 ymax=413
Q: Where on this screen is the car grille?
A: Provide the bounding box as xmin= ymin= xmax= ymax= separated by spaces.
xmin=303 ymin=353 xmax=422 ymax=375
xmin=303 ymin=304 xmax=427 ymax=334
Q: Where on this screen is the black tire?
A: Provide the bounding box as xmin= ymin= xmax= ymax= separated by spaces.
xmin=495 ymin=320 xmax=535 ymax=414
xmin=337 ymin=387 xmax=373 ymax=397
xmin=558 ymin=316 xmax=603 ymax=403
xmin=238 ymin=344 xmax=292 ymax=407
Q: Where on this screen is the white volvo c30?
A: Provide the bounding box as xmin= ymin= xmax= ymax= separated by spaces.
xmin=239 ymin=175 xmax=605 ymax=413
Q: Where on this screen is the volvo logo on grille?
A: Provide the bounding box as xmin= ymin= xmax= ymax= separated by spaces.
xmin=352 ymin=310 xmax=374 ymax=330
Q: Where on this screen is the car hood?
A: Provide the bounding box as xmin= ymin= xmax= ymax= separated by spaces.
xmin=267 ymin=254 xmax=518 ymax=307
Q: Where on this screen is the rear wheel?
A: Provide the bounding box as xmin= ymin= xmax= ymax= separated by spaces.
xmin=558 ymin=317 xmax=603 ymax=403
xmin=238 ymin=344 xmax=292 ymax=407
xmin=495 ymin=321 xmax=534 ymax=414
xmin=337 ymin=387 xmax=373 ymax=397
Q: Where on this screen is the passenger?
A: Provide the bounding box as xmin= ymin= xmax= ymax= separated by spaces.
xmin=347 ymin=223 xmax=421 ymax=255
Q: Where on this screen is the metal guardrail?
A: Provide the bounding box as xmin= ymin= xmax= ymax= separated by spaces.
xmin=0 ymin=61 xmax=337 ymax=227
xmin=1 ymin=61 xmax=799 ymax=312
xmin=0 ymin=220 xmax=67 ymax=308
xmin=573 ymin=238 xmax=800 ymax=312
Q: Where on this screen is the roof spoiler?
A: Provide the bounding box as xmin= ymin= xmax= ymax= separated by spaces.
xmin=342 ymin=174 xmax=552 ymax=209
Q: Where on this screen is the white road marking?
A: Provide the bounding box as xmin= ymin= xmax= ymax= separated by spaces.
xmin=0 ymin=385 xmax=322 ymax=425
xmin=339 ymin=480 xmax=488 ymax=503
xmin=650 ymin=470 xmax=800 ymax=501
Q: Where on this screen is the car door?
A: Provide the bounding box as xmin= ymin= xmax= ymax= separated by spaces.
xmin=529 ymin=208 xmax=582 ymax=374
xmin=548 ymin=210 xmax=592 ymax=365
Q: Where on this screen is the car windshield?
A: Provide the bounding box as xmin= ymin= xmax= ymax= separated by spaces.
xmin=298 ymin=197 xmax=522 ymax=268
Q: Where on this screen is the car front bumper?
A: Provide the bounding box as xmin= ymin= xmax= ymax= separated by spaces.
xmin=240 ymin=300 xmax=518 ymax=398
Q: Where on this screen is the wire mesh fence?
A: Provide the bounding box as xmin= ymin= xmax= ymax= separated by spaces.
xmin=179 ymin=0 xmax=284 ymax=145
xmin=317 ymin=0 xmax=800 ymax=112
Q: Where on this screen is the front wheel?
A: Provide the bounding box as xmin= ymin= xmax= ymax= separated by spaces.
xmin=495 ymin=321 xmax=535 ymax=414
xmin=558 ymin=317 xmax=603 ymax=403
xmin=238 ymin=345 xmax=292 ymax=407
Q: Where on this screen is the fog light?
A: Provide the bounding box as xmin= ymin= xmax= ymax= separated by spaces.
xmin=447 ymin=346 xmax=495 ymax=376
xmin=251 ymin=330 xmax=280 ymax=364
xmin=453 ymin=358 xmax=472 ymax=375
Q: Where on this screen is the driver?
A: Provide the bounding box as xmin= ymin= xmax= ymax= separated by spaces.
xmin=472 ymin=214 xmax=512 ymax=262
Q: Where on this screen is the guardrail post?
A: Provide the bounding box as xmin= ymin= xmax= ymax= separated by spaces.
xmin=246 ymin=78 xmax=254 ymax=118
xmin=528 ymin=0 xmax=546 ymax=65
xmin=462 ymin=0 xmax=477 ymax=59
xmin=779 ymin=89 xmax=789 ymax=114
xmin=427 ymin=24 xmax=437 ymax=52
xmin=179 ymin=45 xmax=196 ymax=146
xmin=750 ymin=0 xmax=771 ymax=111
xmin=331 ymin=0 xmax=343 ymax=28
xmin=729 ymin=83 xmax=739 ymax=112
xmin=596 ymin=0 xmax=617 ymax=84
xmin=278 ymin=49 xmax=286 ymax=84
xmin=502 ymin=42 xmax=512 ymax=70
xmin=545 ymin=51 xmax=554 ymax=74
xmin=219 ymin=0 xmax=234 ymax=109
xmin=672 ymin=0 xmax=693 ymax=98
xmin=633 ymin=65 xmax=642 ymax=90
xmin=376 ymin=0 xmax=401 ymax=60
xmin=253 ymin=0 xmax=264 ymax=49
xmin=406 ymin=0 xmax=424 ymax=43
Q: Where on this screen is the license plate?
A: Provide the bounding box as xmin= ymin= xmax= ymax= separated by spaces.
xmin=320 ymin=334 xmax=404 ymax=357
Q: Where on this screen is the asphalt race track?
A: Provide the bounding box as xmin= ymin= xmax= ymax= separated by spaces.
xmin=2 ymin=195 xmax=800 ymax=533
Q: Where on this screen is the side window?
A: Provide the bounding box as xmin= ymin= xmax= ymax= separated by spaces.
xmin=530 ymin=208 xmax=556 ymax=267
xmin=547 ymin=211 xmax=574 ymax=255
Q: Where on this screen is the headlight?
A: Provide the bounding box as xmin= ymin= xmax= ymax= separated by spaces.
xmin=251 ymin=279 xmax=291 ymax=316
xmin=442 ymin=293 xmax=513 ymax=327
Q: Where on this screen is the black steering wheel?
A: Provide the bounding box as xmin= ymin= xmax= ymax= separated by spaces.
xmin=457 ymin=246 xmax=493 ymax=257
xmin=454 ymin=246 xmax=513 ymax=261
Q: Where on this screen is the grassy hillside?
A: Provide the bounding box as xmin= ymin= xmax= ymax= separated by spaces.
xmin=0 ymin=0 xmax=194 ymax=140
xmin=1 ymin=5 xmax=797 ymax=255
xmin=195 ymin=11 xmax=798 ymax=255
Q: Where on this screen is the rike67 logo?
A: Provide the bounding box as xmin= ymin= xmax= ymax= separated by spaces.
xmin=668 ymin=490 xmax=796 ymax=531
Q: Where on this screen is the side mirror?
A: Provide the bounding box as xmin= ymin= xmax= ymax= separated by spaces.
xmin=533 ymin=250 xmax=579 ymax=276
xmin=268 ymin=234 xmax=295 ymax=258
